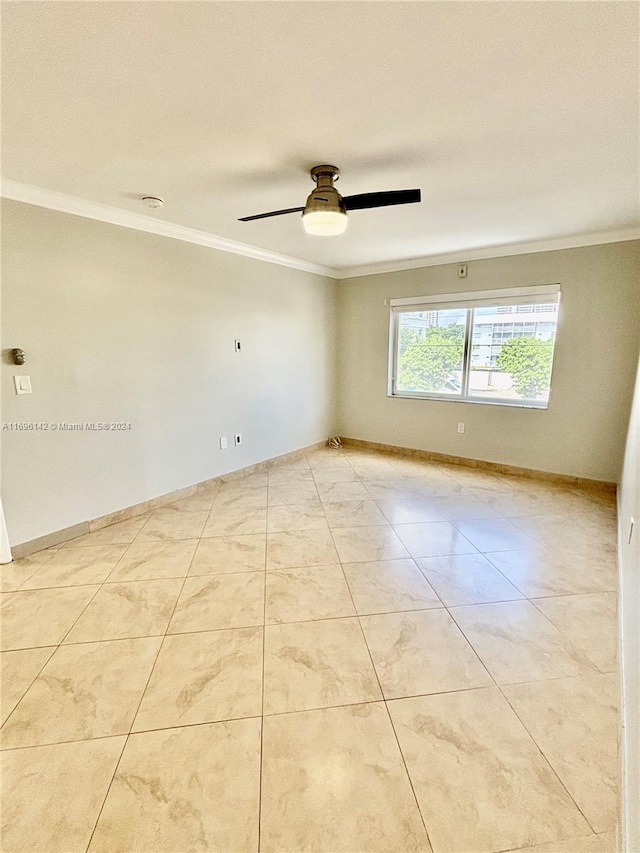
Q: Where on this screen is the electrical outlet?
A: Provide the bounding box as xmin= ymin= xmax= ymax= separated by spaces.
xmin=234 ymin=339 xmax=242 ymax=352
xmin=219 ymin=436 xmax=228 ymax=450
xmin=234 ymin=433 xmax=242 ymax=446
xmin=458 ymin=264 xmax=468 ymax=279
xmin=457 ymin=422 xmax=465 ymax=434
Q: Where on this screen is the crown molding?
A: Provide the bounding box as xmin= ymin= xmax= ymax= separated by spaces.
xmin=333 ymin=228 xmax=640 ymax=279
xmin=2 ymin=179 xmax=637 ymax=281
xmin=0 ymin=180 xmax=338 ymax=279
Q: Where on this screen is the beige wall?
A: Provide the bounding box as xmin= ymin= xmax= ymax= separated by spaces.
xmin=619 ymin=350 xmax=640 ymax=853
xmin=336 ymin=242 xmax=640 ymax=482
xmin=1 ymin=201 xmax=337 ymax=545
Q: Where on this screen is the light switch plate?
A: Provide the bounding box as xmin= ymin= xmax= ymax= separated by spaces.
xmin=14 ymin=375 xmax=32 ymax=395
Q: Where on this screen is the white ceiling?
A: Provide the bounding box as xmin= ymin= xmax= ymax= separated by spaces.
xmin=2 ymin=1 xmax=638 ymax=272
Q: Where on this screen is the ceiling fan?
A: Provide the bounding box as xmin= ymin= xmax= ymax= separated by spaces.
xmin=238 ymin=165 xmax=421 ymax=236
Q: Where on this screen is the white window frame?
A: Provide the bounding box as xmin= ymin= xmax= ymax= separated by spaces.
xmin=388 ymin=284 xmax=561 ymax=409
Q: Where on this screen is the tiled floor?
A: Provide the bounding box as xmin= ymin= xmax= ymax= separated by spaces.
xmin=0 ymin=447 xmax=619 ymax=853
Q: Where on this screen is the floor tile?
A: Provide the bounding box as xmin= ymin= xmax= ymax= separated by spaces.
xmin=360 ymin=609 xmax=491 ymax=699
xmin=392 ymin=521 xmax=478 ymax=558
xmin=64 ymin=578 xmax=183 ymax=643
xmin=268 ymin=481 xmax=320 ymax=505
xmin=137 ymin=508 xmax=208 ymax=541
xmin=323 ymin=499 xmax=388 ymax=528
xmin=0 ymin=551 xmax=55 ymax=592
xmin=188 ymin=534 xmax=266 ymax=575
xmin=451 ymin=600 xmax=599 ymax=684
xmin=316 ymin=481 xmax=371 ymax=502
xmin=202 ymin=507 xmax=267 ymax=536
xmin=388 ymin=687 xmax=590 ymax=853
xmin=504 ymin=674 xmax=619 ymax=833
xmin=261 ymin=703 xmax=431 ymax=852
xmin=265 ymin=564 xmax=355 ymax=623
xmin=532 ymin=593 xmax=617 ymax=672
xmin=267 ymin=501 xmax=328 ymax=532
xmin=1 ymin=637 xmax=161 ymax=748
xmin=108 ymin=539 xmax=198 ymax=581
xmin=430 ymin=494 xmax=504 ymax=520
xmin=331 ymin=525 xmax=409 ymax=562
xmin=211 ymin=487 xmax=267 ymax=511
xmin=0 ymin=585 xmax=99 ymax=650
xmin=133 ymin=627 xmax=263 ymax=730
xmin=311 ymin=466 xmax=359 ymax=483
xmin=89 ymin=718 xmax=261 ymax=853
xmin=266 ymin=529 xmax=339 ymax=569
xmin=453 ymin=517 xmax=540 ymax=552
xmin=263 ymin=617 xmax=382 ymax=713
xmin=485 ymin=547 xmax=615 ymax=597
xmin=161 ymin=491 xmax=216 ymax=512
xmin=0 ymin=736 xmax=126 ymax=853
xmin=417 ymin=553 xmax=524 ymax=606
xmin=19 ymin=545 xmax=126 ymax=589
xmin=1 ymin=646 xmax=55 ymax=726
xmin=168 ymin=572 xmax=264 ymax=632
xmin=343 ymin=559 xmax=442 ymax=614
xmin=63 ymin=515 xmax=150 ymax=548
xmin=375 ymin=496 xmax=445 ymax=524
xmin=363 ymin=480 xmax=423 ymax=501
xmin=514 ymin=830 xmax=616 ymax=853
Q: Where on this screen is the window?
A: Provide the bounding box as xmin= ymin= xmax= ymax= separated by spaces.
xmin=389 ymin=285 xmax=560 ymax=408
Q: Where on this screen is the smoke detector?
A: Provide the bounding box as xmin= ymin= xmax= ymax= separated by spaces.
xmin=142 ymin=196 xmax=164 ymax=209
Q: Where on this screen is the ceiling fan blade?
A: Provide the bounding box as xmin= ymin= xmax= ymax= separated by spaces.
xmin=238 ymin=207 xmax=304 ymax=222
xmin=342 ymin=189 xmax=421 ymax=212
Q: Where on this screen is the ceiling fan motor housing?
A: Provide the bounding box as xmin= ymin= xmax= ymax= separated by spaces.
xmin=305 ymin=165 xmax=346 ymax=215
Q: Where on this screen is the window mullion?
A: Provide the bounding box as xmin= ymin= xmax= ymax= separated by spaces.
xmin=461 ymin=308 xmax=473 ymax=399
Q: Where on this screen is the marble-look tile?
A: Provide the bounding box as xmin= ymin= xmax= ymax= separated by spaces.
xmin=323 ymin=499 xmax=388 ymax=528
xmin=0 ymin=737 xmax=126 ymax=853
xmin=417 ymin=553 xmax=524 ymax=606
xmin=64 ymin=578 xmax=183 ymax=643
xmin=137 ymin=508 xmax=208 ymax=541
xmin=162 ymin=491 xmax=216 ymax=512
xmin=108 ymin=539 xmax=198 ymax=581
xmin=311 ymin=466 xmax=359 ymax=483
xmin=63 ymin=515 xmax=150 ymax=548
xmin=20 ymin=545 xmax=126 ymax=589
xmin=342 ymin=559 xmax=442 ymax=615
xmin=133 ymin=627 xmax=263 ymax=730
xmin=533 ymin=592 xmax=618 ymax=672
xmin=261 ymin=702 xmax=431 ymax=852
xmin=360 ymin=609 xmax=491 ymax=699
xmin=363 ymin=480 xmax=423 ymax=501
xmin=451 ymin=601 xmax=598 ymax=684
xmin=0 ymin=551 xmax=55 ymax=592
xmin=375 ymin=496 xmax=445 ymax=524
xmin=514 ymin=830 xmax=617 ymax=853
xmin=212 ymin=487 xmax=267 ymax=511
xmin=1 ymin=647 xmax=55 ymax=726
xmin=202 ymin=507 xmax=267 ymax=536
xmin=453 ymin=517 xmax=540 ymax=552
xmin=1 ymin=637 xmax=161 ymax=748
xmin=504 ymin=674 xmax=619 ymax=833
xmin=0 ymin=585 xmax=98 ymax=650
xmin=268 ymin=468 xmax=314 ymax=487
xmin=485 ymin=547 xmax=615 ymax=597
xmin=263 ymin=617 xmax=382 ymax=713
xmin=430 ymin=494 xmax=504 ymax=520
xmin=352 ymin=461 xmax=404 ymax=481
xmin=169 ymin=572 xmax=264 ymax=632
xmin=392 ymin=521 xmax=478 ymax=558
xmin=267 ymin=501 xmax=328 ymax=532
xmin=268 ymin=481 xmax=320 ymax=506
xmin=265 ymin=565 xmax=355 ymax=623
xmin=389 ymin=688 xmax=591 ymax=853
xmin=266 ymin=529 xmax=339 ymax=569
xmin=188 ymin=534 xmax=266 ymax=575
xmin=331 ymin=525 xmax=409 ymax=563
xmin=89 ymin=718 xmax=261 ymax=852
xmin=316 ymin=481 xmax=371 ymax=503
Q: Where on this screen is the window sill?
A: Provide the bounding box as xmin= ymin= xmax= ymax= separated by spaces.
xmin=388 ymin=392 xmax=549 ymax=410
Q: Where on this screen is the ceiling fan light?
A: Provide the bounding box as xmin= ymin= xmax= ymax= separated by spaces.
xmin=302 ymin=209 xmax=348 ymax=236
